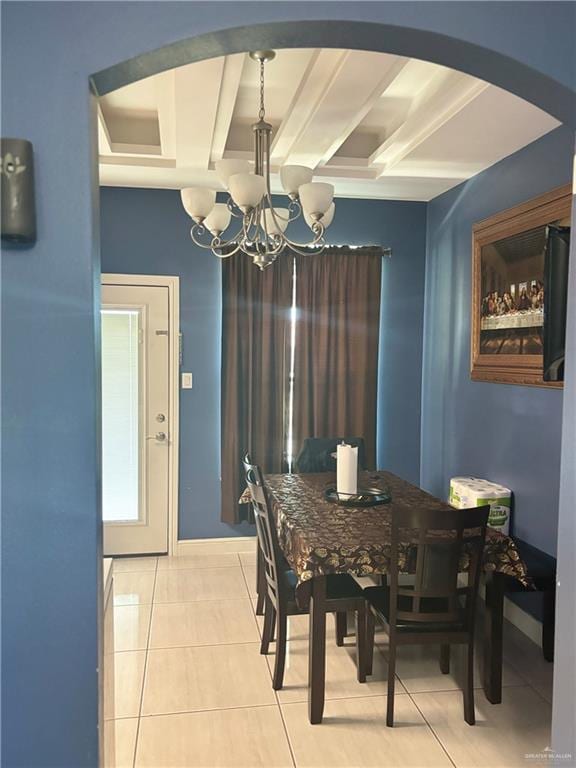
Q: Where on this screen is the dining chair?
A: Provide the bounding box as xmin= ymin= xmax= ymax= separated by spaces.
xmin=294 ymin=437 xmax=368 ymax=473
xmin=292 ymin=436 xmax=368 ymax=643
xmin=243 ymin=454 xmax=369 ymax=690
xmin=364 ymin=505 xmax=489 ymax=726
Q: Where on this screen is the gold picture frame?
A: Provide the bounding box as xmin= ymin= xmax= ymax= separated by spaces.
xmin=471 ymin=184 xmax=571 ymax=387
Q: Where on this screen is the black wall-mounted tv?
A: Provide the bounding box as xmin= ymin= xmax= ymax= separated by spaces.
xmin=543 ymin=224 xmax=571 ymax=382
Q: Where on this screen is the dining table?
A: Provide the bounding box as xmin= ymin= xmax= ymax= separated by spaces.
xmin=258 ymin=469 xmax=531 ymax=725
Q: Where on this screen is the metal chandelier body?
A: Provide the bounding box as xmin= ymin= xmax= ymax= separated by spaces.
xmin=180 ymin=51 xmax=335 ymax=270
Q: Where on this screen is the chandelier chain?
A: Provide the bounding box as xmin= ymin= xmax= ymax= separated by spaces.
xmin=258 ymin=59 xmax=266 ymax=120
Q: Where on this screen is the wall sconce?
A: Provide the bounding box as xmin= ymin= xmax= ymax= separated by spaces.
xmin=1 ymin=138 xmax=36 ymax=245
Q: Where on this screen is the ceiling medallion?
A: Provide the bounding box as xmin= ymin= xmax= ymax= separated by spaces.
xmin=180 ymin=50 xmax=335 ymax=270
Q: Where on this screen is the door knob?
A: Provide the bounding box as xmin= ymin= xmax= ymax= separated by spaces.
xmin=146 ymin=432 xmax=167 ymax=442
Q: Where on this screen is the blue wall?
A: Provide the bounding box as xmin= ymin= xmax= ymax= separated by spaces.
xmin=2 ymin=2 xmax=575 ymax=764
xmin=421 ymin=126 xmax=574 ymax=556
xmin=100 ymin=188 xmax=228 ymax=540
xmin=100 ymin=189 xmax=427 ymax=538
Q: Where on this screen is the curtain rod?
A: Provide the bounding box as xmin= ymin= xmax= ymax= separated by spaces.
xmin=293 ymin=244 xmax=392 ymax=257
xmin=220 ymin=244 xmax=392 ymax=258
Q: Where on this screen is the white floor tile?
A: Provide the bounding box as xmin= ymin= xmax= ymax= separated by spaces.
xmin=391 ymin=642 xmax=525 ymax=694
xmin=157 ymin=553 xmax=241 ymax=570
xmin=113 ymin=557 xmax=157 ymax=573
xmin=149 ymin=599 xmax=259 ymax=648
xmin=103 ymin=718 xmax=138 ymax=768
xmin=113 ymin=572 xmax=155 ymax=607
xmin=141 ymin=643 xmax=276 ymax=715
xmin=411 ymin=685 xmax=552 ymax=767
xmin=111 ymin=651 xmax=146 ymax=719
xmin=153 ymin=566 xmax=249 ymax=603
xmin=282 ymin=695 xmax=452 ymax=767
xmin=136 ymin=706 xmax=293 ymax=767
xmin=502 ymin=621 xmax=554 ymax=703
xmin=241 ymin=564 xmax=258 ymax=598
xmin=114 ymin=604 xmax=152 ymax=652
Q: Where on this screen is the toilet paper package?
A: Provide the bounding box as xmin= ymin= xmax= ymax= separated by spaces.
xmin=449 ymin=476 xmax=511 ymax=535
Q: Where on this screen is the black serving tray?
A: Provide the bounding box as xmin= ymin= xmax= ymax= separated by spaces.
xmin=324 ymin=486 xmax=392 ymax=507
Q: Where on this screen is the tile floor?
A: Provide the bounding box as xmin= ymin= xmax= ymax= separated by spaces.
xmin=104 ymin=541 xmax=554 ymax=768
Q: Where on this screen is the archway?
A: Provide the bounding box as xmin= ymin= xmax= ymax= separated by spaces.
xmin=91 ymin=20 xmax=576 ymax=129
xmin=92 ymin=16 xmax=575 ymax=763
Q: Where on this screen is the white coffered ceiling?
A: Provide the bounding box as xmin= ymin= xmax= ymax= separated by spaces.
xmin=98 ymin=49 xmax=560 ymax=202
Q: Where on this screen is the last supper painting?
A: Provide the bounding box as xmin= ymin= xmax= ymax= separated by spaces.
xmin=471 ymin=184 xmax=571 ymax=386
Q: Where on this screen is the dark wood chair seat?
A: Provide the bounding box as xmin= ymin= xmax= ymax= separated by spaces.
xmin=364 ymin=585 xmax=468 ymax=633
xmin=243 ymin=454 xmax=369 ymax=691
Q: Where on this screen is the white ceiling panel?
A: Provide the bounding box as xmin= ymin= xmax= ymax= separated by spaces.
xmin=98 ymin=48 xmax=560 ymax=201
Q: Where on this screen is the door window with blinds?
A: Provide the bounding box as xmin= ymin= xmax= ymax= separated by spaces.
xmin=101 ymin=309 xmax=142 ymax=523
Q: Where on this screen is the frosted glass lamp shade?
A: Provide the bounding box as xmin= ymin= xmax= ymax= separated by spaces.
xmin=280 ymin=165 xmax=313 ymax=196
xmin=299 ymin=182 xmax=334 ymax=216
xmin=214 ymin=159 xmax=250 ymax=188
xmin=203 ymin=203 xmax=231 ymax=235
xmin=263 ymin=207 xmax=290 ymax=236
xmin=305 ymin=201 xmax=335 ymax=229
xmin=181 ymin=188 xmax=216 ymax=222
xmin=322 ymin=201 xmax=335 ymax=227
xmin=228 ymin=173 xmax=266 ymax=211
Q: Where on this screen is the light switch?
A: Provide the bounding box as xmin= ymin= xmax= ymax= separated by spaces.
xmin=181 ymin=372 xmax=193 ymax=389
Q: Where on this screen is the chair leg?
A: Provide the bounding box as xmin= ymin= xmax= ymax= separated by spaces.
xmin=355 ymin=605 xmax=367 ymax=683
xmin=260 ymin=597 xmax=275 ymax=655
xmin=335 ymin=611 xmax=347 ymax=646
xmin=255 ymin=545 xmax=265 ymax=616
xmin=463 ymin=643 xmax=476 ymax=726
xmin=272 ymin=608 xmax=288 ymax=690
xmin=365 ymin=610 xmax=375 ymax=677
xmin=386 ymin=640 xmax=397 ymax=727
xmin=440 ymin=644 xmax=450 ymax=674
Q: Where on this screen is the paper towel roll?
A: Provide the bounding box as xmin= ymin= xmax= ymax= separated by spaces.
xmin=337 ymin=443 xmax=358 ymax=496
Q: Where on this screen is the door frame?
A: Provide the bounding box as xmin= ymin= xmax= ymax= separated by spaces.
xmin=102 ymin=273 xmax=180 ymax=556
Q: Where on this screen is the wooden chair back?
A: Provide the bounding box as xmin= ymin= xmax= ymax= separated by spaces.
xmin=295 ymin=437 xmax=367 ymax=473
xmin=388 ymin=506 xmax=489 ymax=630
xmin=243 ymin=454 xmax=284 ymax=606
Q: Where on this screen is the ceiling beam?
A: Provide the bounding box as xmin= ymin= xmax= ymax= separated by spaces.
xmin=271 ymin=50 xmax=407 ymax=169
xmin=97 ymin=104 xmax=112 ymax=155
xmin=174 ymin=58 xmax=225 ymax=169
xmin=371 ymin=70 xmax=489 ymax=174
xmin=155 ymin=69 xmax=176 ymax=158
xmin=210 ymin=53 xmax=246 ymax=163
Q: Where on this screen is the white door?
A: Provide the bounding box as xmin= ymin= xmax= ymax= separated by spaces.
xmin=101 ymin=280 xmax=171 ymax=555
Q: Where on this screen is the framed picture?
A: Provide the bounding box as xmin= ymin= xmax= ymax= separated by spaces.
xmin=471 ymin=184 xmax=571 ymax=387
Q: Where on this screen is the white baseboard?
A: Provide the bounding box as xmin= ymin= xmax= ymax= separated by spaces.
xmin=175 ymin=536 xmax=257 ymax=556
xmin=502 ymin=595 xmax=542 ymax=646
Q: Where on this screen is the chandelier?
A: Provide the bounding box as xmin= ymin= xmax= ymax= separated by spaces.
xmin=180 ymin=50 xmax=335 ymax=270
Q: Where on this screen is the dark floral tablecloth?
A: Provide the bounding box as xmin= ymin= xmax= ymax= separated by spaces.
xmin=243 ymin=471 xmax=530 ymax=592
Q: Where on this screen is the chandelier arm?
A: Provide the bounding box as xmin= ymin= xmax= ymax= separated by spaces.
xmin=286 ymin=198 xmax=302 ymax=222
xmin=212 ymin=240 xmax=246 ymax=258
xmin=190 ymin=223 xmax=243 ymax=252
xmin=278 ymin=221 xmax=326 ymax=250
xmin=226 ymin=195 xmax=244 ymax=218
xmin=190 ymin=224 xmax=217 ymax=250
